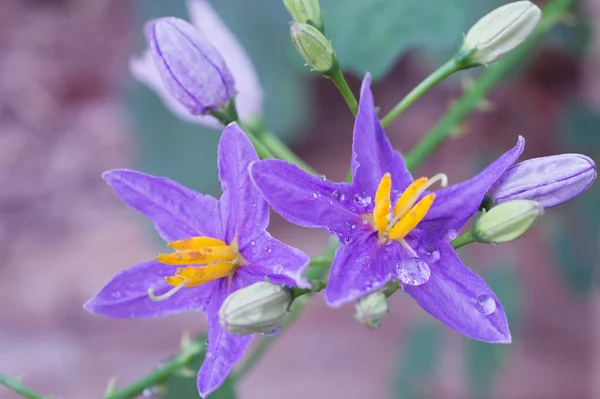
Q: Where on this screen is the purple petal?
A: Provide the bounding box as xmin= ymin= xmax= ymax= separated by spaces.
xmin=250 ymin=159 xmax=361 ymax=238
xmin=352 ymin=74 xmax=413 ymax=195
xmin=240 ymin=231 xmax=311 ymax=288
xmin=403 ymin=243 xmax=511 ymax=343
xmin=103 ymin=169 xmax=222 ymax=242
xmin=325 ymin=233 xmax=397 ymax=307
xmin=489 ymin=153 xmax=596 ymax=208
xmin=218 ymin=123 xmax=268 ymax=247
xmin=197 ymin=279 xmax=254 ymax=398
xmin=187 ymin=0 xmax=263 ymax=121
xmin=424 ymin=136 xmax=525 ymax=234
xmin=84 ymin=261 xmax=210 ymax=318
xmin=148 ymin=17 xmax=236 ymax=115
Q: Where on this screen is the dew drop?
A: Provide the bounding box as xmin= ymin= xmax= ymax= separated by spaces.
xmin=261 ymin=328 xmax=280 ymax=336
xmin=265 ymin=247 xmax=272 ymax=253
xmin=204 ymin=339 xmax=209 ymax=349
xmin=353 ymin=193 xmax=372 ymax=208
xmin=343 ymin=236 xmax=353 ymax=244
xmin=312 ymin=192 xmax=320 ymax=199
xmin=331 ymin=190 xmax=345 ymax=201
xmin=474 ymin=295 xmax=496 ymax=315
xmin=444 ymin=229 xmax=459 ymax=241
xmin=422 ymin=246 xmax=441 ymax=263
xmin=251 ymin=203 xmax=257 ymax=207
xmin=345 ymin=222 xmax=356 ymax=230
xmin=319 ymin=174 xmax=327 ymax=180
xmin=395 ymin=258 xmax=431 ymax=286
xmin=250 ymin=241 xmax=256 ymax=246
xmin=111 ymin=291 xmax=122 ymax=299
xmin=143 ymin=387 xmax=160 ymax=398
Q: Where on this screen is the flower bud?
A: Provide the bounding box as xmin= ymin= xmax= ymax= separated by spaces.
xmin=290 ymin=23 xmax=336 ymax=74
xmin=148 ymin=17 xmax=236 ymax=115
xmin=461 ymin=1 xmax=542 ymax=65
xmin=473 ymin=200 xmax=543 ymax=244
xmin=354 ymin=292 xmax=388 ymax=328
xmin=219 ymin=282 xmax=292 ymax=336
xmin=489 ymin=154 xmax=596 ymax=208
xmin=283 ymin=0 xmax=323 ymax=32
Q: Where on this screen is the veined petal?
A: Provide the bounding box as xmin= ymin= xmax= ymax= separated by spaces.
xmin=403 ymin=243 xmax=511 ymax=343
xmin=352 ymin=74 xmax=413 ymax=196
xmin=187 ymin=0 xmax=263 ymax=121
xmin=218 ymin=123 xmax=268 ymax=246
xmin=249 ymin=159 xmax=360 ymax=237
xmin=325 ymin=233 xmax=397 ymax=307
xmin=103 ymin=169 xmax=222 ymax=242
xmin=84 ymin=261 xmax=210 ymax=318
xmin=489 ymin=153 xmax=596 ymax=208
xmin=240 ymin=231 xmax=311 ymax=289
xmin=129 ymin=49 xmax=221 ymax=128
xmin=424 ymin=136 xmax=525 ymax=234
xmin=197 ymin=278 xmax=255 ymax=397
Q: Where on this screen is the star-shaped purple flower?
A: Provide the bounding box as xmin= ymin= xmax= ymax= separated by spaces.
xmin=84 ymin=123 xmax=310 ymax=397
xmin=250 ymin=74 xmax=525 ymax=343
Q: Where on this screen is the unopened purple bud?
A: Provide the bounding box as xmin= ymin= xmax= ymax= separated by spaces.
xmin=489 ymin=154 xmax=596 ymax=208
xmin=148 ymin=17 xmax=236 ymax=115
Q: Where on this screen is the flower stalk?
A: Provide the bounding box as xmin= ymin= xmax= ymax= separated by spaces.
xmin=0 ymin=375 xmax=47 ymax=399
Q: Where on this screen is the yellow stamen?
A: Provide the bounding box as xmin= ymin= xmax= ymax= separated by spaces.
xmin=165 ymin=262 xmax=235 ymax=287
xmin=373 ymin=173 xmax=392 ymax=233
xmin=167 ymin=236 xmax=227 ymax=250
xmin=393 ymin=177 xmax=428 ymax=219
xmin=388 ymin=193 xmax=436 ymax=240
xmin=148 ymin=278 xmax=191 ymax=302
xmin=156 ymin=246 xmax=236 ymax=265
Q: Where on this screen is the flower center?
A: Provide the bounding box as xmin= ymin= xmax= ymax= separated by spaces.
xmin=148 ymin=236 xmax=240 ymax=301
xmin=372 ymin=173 xmax=448 ymax=241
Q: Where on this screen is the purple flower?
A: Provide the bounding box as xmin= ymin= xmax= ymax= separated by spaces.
xmin=147 ymin=17 xmax=236 ymax=116
xmin=250 ymin=74 xmax=526 ymax=343
xmin=130 ymin=0 xmax=263 ymax=128
xmin=84 ymin=123 xmax=309 ymax=397
xmin=488 ymin=153 xmax=596 ymax=208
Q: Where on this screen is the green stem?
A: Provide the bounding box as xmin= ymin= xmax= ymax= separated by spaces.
xmin=380 ymin=58 xmax=462 ymax=128
xmin=404 ymin=0 xmax=576 ymax=170
xmin=290 ymin=279 xmax=328 ymax=299
xmin=250 ymin=125 xmax=317 ymax=174
xmin=103 ymin=337 xmax=205 ymax=399
xmin=451 ymin=230 xmax=478 ymax=249
xmin=329 ymin=68 xmax=358 ymax=116
xmin=0 ymin=375 xmax=47 ymax=399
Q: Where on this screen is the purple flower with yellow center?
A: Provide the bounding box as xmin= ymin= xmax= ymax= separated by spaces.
xmin=84 ymin=123 xmax=310 ymax=397
xmin=250 ymin=74 xmax=526 ymax=343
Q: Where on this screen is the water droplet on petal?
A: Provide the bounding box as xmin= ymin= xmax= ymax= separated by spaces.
xmin=204 ymin=339 xmax=209 ymax=349
xmin=444 ymin=229 xmax=459 ymax=241
xmin=331 ymin=190 xmax=345 ymax=201
xmin=111 ymin=291 xmax=122 ymax=299
xmin=395 ymin=258 xmax=431 ymax=286
xmin=344 ymin=236 xmax=353 ymax=244
xmin=353 ymin=193 xmax=372 ymax=208
xmin=143 ymin=387 xmax=160 ymax=398
xmin=345 ymin=222 xmax=356 ymax=230
xmin=422 ymin=246 xmax=441 ymax=263
xmin=319 ymin=174 xmax=327 ymax=180
xmin=312 ymin=192 xmax=320 ymax=199
xmin=251 ymin=203 xmax=257 ymax=207
xmin=265 ymin=247 xmax=272 ymax=253
xmin=474 ymin=295 xmax=496 ymax=315
xmin=250 ymin=241 xmax=256 ymax=246
xmin=261 ymin=328 xmax=280 ymax=336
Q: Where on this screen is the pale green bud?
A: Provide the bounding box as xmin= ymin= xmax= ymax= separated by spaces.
xmin=354 ymin=292 xmax=388 ymax=329
xmin=462 ymin=1 xmax=542 ymax=65
xmin=283 ymin=0 xmax=323 ymax=32
xmin=290 ymin=22 xmax=337 ymax=74
xmin=472 ymin=200 xmax=543 ymax=244
xmin=219 ymin=282 xmax=292 ymax=336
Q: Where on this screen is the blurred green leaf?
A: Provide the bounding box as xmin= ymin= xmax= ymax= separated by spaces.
xmin=465 ymin=266 xmax=519 ymax=399
xmin=320 ymin=0 xmax=497 ymax=80
xmin=392 ymin=321 xmax=441 ymax=399
xmin=128 ymin=0 xmax=311 ymax=196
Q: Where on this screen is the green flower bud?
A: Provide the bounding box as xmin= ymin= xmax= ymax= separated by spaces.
xmin=461 ymin=1 xmax=542 ymax=65
xmin=354 ymin=291 xmax=388 ymax=329
xmin=219 ymin=282 xmax=292 ymax=336
xmin=472 ymin=199 xmax=543 ymax=244
xmin=290 ymin=22 xmax=337 ymax=74
xmin=283 ymin=0 xmax=323 ymax=32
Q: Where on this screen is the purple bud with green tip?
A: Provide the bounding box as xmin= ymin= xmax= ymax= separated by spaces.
xmin=489 ymin=154 xmax=596 ymax=208
xmin=148 ymin=17 xmax=236 ymax=115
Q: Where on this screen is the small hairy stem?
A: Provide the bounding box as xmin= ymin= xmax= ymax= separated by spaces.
xmin=103 ymin=336 xmax=206 ymax=399
xmin=329 ymin=68 xmax=358 ymax=116
xmin=404 ymin=0 xmax=577 ymax=170
xmin=0 ymin=375 xmax=47 ymax=399
xmin=451 ymin=230 xmax=478 ymax=249
xmin=290 ymin=279 xmax=328 ymax=299
xmin=380 ymin=58 xmax=462 ymax=128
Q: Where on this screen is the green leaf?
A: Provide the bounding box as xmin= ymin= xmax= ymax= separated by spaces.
xmin=320 ymin=0 xmax=488 ymax=80
xmin=465 ymin=266 xmax=518 ymax=399
xmin=392 ymin=321 xmax=441 ymax=399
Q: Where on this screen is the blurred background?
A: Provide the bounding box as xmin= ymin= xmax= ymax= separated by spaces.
xmin=1 ymin=0 xmax=599 ymax=398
